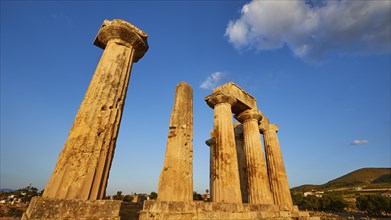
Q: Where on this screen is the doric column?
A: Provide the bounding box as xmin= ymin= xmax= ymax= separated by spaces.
xmin=234 ymin=123 xmax=249 ymax=203
xmin=43 ymin=19 xmax=148 ymax=200
xmin=205 ymin=137 xmax=215 ymax=201
xmin=158 ymin=82 xmax=193 ymax=202
xmin=205 ymin=93 xmax=242 ymax=203
xmin=237 ymin=109 xmax=273 ymax=204
xmin=260 ymin=123 xmax=293 ymax=207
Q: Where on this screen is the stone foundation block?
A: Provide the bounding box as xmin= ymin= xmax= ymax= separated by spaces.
xmin=22 ymin=197 xmax=143 ymax=220
xmin=139 ymin=201 xmax=319 ymax=220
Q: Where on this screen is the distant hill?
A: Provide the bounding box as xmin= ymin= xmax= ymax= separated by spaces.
xmin=0 ymin=188 xmax=16 ymax=193
xmin=292 ymin=167 xmax=391 ymax=192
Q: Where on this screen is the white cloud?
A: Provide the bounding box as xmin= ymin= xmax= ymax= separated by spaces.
xmin=350 ymin=139 xmax=369 ymax=145
xmin=225 ymin=0 xmax=391 ymax=60
xmin=200 ymin=72 xmax=226 ymax=90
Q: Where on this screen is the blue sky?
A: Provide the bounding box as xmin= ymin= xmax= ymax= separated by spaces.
xmin=1 ymin=0 xmax=390 ymax=195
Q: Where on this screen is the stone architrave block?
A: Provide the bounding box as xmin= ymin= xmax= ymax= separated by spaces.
xmin=212 ymin=82 xmax=257 ymax=115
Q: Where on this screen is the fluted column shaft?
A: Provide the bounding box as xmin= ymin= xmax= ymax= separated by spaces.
xmin=206 ymin=93 xmax=242 ymax=203
xmin=206 ymin=138 xmax=215 ymax=201
xmin=234 ymin=124 xmax=249 ymax=203
xmin=158 ymin=82 xmax=193 ymax=202
xmin=43 ymin=19 xmax=148 ymax=200
xmin=260 ymin=124 xmax=293 ymax=207
xmin=237 ymin=109 xmax=273 ymax=204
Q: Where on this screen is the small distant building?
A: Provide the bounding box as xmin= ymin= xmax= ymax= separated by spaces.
xmin=201 ymin=193 xmax=210 ymax=200
xmin=303 ymin=191 xmax=324 ymax=198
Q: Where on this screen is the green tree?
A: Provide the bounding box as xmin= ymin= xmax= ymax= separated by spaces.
xmin=149 ymin=192 xmax=158 ymax=200
xmin=112 ymin=191 xmax=124 ymax=200
xmin=291 ymin=192 xmax=304 ymax=207
xmin=193 ymin=191 xmax=203 ymax=201
xmin=17 ymin=184 xmax=39 ymax=203
xmin=7 ymin=207 xmax=24 ymax=217
xmin=303 ymin=195 xmax=321 ymax=211
xmin=320 ymin=193 xmax=347 ymax=212
xmin=123 ymin=194 xmax=133 ymax=202
xmin=292 ymin=192 xmax=347 ymax=212
xmin=356 ymin=195 xmax=391 ymax=216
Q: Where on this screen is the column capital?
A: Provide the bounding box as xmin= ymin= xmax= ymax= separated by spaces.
xmin=259 ymin=123 xmax=279 ymax=133
xmin=205 ymin=138 xmax=215 ymax=147
xmin=236 ymin=109 xmax=263 ymax=123
xmin=260 ymin=115 xmax=270 ymax=125
xmin=94 ymin=19 xmax=149 ymax=62
xmin=205 ymin=92 xmax=237 ymax=108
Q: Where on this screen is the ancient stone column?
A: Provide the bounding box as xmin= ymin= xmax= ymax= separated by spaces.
xmin=234 ymin=123 xmax=249 ymax=203
xmin=158 ymin=82 xmax=193 ymax=202
xmin=42 ymin=19 xmax=148 ymax=200
xmin=205 ymin=137 xmax=215 ymax=201
xmin=237 ymin=109 xmax=273 ymax=204
xmin=260 ymin=123 xmax=293 ymax=207
xmin=205 ymin=93 xmax=242 ymax=203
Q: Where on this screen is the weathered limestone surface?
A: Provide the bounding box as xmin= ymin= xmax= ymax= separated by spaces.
xmin=139 ymin=200 xmax=317 ymax=220
xmin=158 ymin=82 xmax=193 ymax=202
xmin=237 ymin=109 xmax=273 ymax=204
xmin=205 ymin=93 xmax=242 ymax=203
xmin=260 ymin=123 xmax=293 ymax=207
xmin=205 ymin=137 xmax=215 ymax=202
xmin=22 ymin=197 xmax=143 ymax=220
xmin=213 ymin=82 xmax=257 ymax=115
xmin=234 ymin=123 xmax=249 ymax=203
xmin=41 ymin=19 xmax=148 ymax=202
xmin=207 ymin=123 xmax=251 ymax=204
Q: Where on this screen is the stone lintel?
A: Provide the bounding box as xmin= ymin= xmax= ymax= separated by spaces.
xmin=94 ymin=19 xmax=149 ymax=62
xmin=22 ymin=197 xmax=143 ymax=220
xmin=213 ymin=82 xmax=257 ymax=115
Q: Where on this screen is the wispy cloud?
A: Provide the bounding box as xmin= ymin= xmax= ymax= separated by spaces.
xmin=350 ymin=140 xmax=369 ymax=145
xmin=200 ymin=72 xmax=226 ymax=90
xmin=225 ymin=0 xmax=391 ymax=61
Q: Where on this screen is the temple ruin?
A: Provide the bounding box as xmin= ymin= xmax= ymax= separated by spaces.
xmin=22 ymin=19 xmax=318 ymax=220
xmin=139 ymin=82 xmax=312 ymax=219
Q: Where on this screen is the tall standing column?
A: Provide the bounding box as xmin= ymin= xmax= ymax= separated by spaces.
xmin=42 ymin=19 xmax=148 ymax=200
xmin=205 ymin=137 xmax=215 ymax=201
xmin=237 ymin=109 xmax=273 ymax=204
xmin=158 ymin=82 xmax=193 ymax=202
xmin=260 ymin=123 xmax=293 ymax=207
xmin=205 ymin=93 xmax=242 ymax=203
xmin=234 ymin=123 xmax=249 ymax=203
